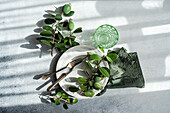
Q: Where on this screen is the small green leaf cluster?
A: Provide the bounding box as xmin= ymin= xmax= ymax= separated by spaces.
xmin=76 ymin=51 xmax=118 ymax=97
xmin=54 ymin=87 xmax=78 ymax=109
xmin=37 ymin=3 xmax=82 ymax=55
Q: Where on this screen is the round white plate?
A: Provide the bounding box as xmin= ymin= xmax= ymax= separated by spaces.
xmin=56 ymin=45 xmax=109 ymax=99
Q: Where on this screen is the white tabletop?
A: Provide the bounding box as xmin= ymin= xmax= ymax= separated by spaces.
xmin=0 ymin=0 xmax=170 ymax=113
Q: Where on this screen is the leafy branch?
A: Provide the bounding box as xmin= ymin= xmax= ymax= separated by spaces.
xmin=37 ymin=3 xmax=82 ymax=56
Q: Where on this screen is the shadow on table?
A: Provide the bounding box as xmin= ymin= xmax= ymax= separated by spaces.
xmin=1 ymin=89 xmax=170 ymax=113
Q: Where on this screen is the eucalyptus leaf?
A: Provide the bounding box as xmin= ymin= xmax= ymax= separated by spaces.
xmin=87 ymin=61 xmax=93 ymax=69
xmin=72 ymin=41 xmax=79 ymax=46
xmin=68 ymin=86 xmax=79 ymax=92
xmin=79 ymin=85 xmax=87 ymax=91
xmin=44 ymin=18 xmax=56 ymax=24
xmin=55 ymin=99 xmax=60 ymax=105
xmin=58 ymin=31 xmax=63 ymax=41
xmin=77 ymin=77 xmax=87 ymax=84
xmin=69 ymin=38 xmax=72 ymax=46
xmin=40 ymin=30 xmax=53 ymax=37
xmin=62 ymin=30 xmax=70 ymax=35
xmin=63 ymin=103 xmax=68 ymax=109
xmin=64 ymin=11 xmax=75 ymax=17
xmin=37 ymin=37 xmax=53 ymax=46
xmin=84 ymin=89 xmax=95 ymax=97
xmin=89 ymin=81 xmax=93 ymax=86
xmin=106 ymin=53 xmax=118 ymax=63
xmin=73 ymin=27 xmax=82 ymax=33
xmin=72 ymin=98 xmax=78 ymax=104
xmin=99 ymin=67 xmax=110 ymax=77
xmin=56 ymin=92 xmax=62 ymax=97
xmin=43 ymin=25 xmax=53 ymax=31
xmin=90 ymin=54 xmax=101 ymax=61
xmin=57 ymin=26 xmax=61 ymax=31
xmin=99 ymin=47 xmax=104 ymax=53
xmin=55 ymin=14 xmax=62 ymax=20
xmin=54 ymin=42 xmax=66 ymax=51
xmin=67 ymin=98 xmax=71 ymax=103
xmin=61 ymin=93 xmax=68 ymax=99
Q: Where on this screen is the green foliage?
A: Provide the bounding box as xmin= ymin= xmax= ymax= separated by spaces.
xmin=99 ymin=67 xmax=110 ymax=77
xmin=61 ymin=93 xmax=68 ymax=99
xmin=94 ymin=83 xmax=101 ymax=90
xmin=95 ymin=77 xmax=101 ymax=82
xmin=63 ymin=4 xmax=71 ymax=14
xmin=55 ymin=14 xmax=62 ymax=20
xmin=72 ymin=98 xmax=78 ymax=104
xmin=89 ymin=81 xmax=93 ymax=86
xmin=37 ymin=37 xmax=53 ymax=46
xmin=43 ymin=25 xmax=53 ymax=31
xmin=64 ymin=11 xmax=74 ymax=17
xmin=79 ymin=85 xmax=87 ymax=91
xmin=55 ymin=99 xmax=60 ymax=105
xmin=44 ymin=18 xmax=56 ymax=24
xmin=63 ymin=103 xmax=68 ymax=109
xmin=106 ymin=53 xmax=118 ymax=63
xmin=40 ymin=30 xmax=53 ymax=37
xmin=58 ymin=31 xmax=63 ymax=41
xmin=89 ymin=54 xmax=101 ymax=61
xmin=69 ymin=21 xmax=74 ymax=31
xmin=77 ymin=77 xmax=87 ymax=84
xmin=56 ymin=92 xmax=62 ymax=97
xmin=99 ymin=47 xmax=104 ymax=53
xmin=84 ymin=89 xmax=95 ymax=97
xmin=73 ymin=27 xmax=82 ymax=33
xmin=68 ymin=86 xmax=79 ymax=92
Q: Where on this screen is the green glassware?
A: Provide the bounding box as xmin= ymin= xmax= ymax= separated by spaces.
xmin=94 ymin=24 xmax=119 ymax=49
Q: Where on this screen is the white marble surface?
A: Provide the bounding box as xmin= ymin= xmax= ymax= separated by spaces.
xmin=0 ymin=0 xmax=170 ymax=113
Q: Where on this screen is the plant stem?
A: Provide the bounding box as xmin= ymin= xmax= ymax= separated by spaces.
xmin=51 ymin=21 xmax=60 ymax=56
xmin=53 ymin=96 xmax=72 ymax=104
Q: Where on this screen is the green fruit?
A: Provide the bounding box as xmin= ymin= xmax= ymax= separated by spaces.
xmin=94 ymin=82 xmax=101 ymax=90
xmin=69 ymin=21 xmax=74 ymax=31
xmin=63 ymin=4 xmax=71 ymax=14
xmin=95 ymin=77 xmax=101 ymax=82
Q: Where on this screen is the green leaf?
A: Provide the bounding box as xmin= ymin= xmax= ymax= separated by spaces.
xmin=58 ymin=31 xmax=63 ymax=41
xmin=40 ymin=30 xmax=53 ymax=37
xmin=56 ymin=92 xmax=62 ymax=97
xmin=72 ymin=98 xmax=78 ymax=104
xmin=43 ymin=25 xmax=53 ymax=31
xmin=69 ymin=38 xmax=72 ymax=46
xmin=99 ymin=47 xmax=104 ymax=53
xmin=61 ymin=93 xmax=68 ymax=99
xmin=62 ymin=30 xmax=70 ymax=35
xmin=84 ymin=89 xmax=95 ymax=97
xmin=64 ymin=38 xmax=68 ymax=44
xmin=37 ymin=37 xmax=53 ymax=46
xmin=77 ymin=77 xmax=87 ymax=84
xmin=64 ymin=11 xmax=75 ymax=17
xmin=89 ymin=81 xmax=93 ymax=86
xmin=63 ymin=103 xmax=68 ymax=109
xmin=70 ymin=36 xmax=76 ymax=41
xmin=106 ymin=53 xmax=118 ymax=63
xmin=67 ymin=98 xmax=71 ymax=103
xmin=90 ymin=54 xmax=101 ymax=61
xmin=87 ymin=61 xmax=93 ymax=69
xmin=57 ymin=26 xmax=61 ymax=31
xmin=55 ymin=99 xmax=60 ymax=105
xmin=54 ymin=42 xmax=66 ymax=51
xmin=59 ymin=21 xmax=68 ymax=27
xmin=68 ymin=86 xmax=79 ymax=92
xmin=79 ymin=85 xmax=87 ymax=91
xmin=44 ymin=18 xmax=56 ymax=24
xmin=72 ymin=41 xmax=79 ymax=46
xmin=73 ymin=27 xmax=82 ymax=33
xmin=99 ymin=67 xmax=110 ymax=77
xmin=47 ymin=12 xmax=55 ymax=17
xmin=55 ymin=14 xmax=62 ymax=20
